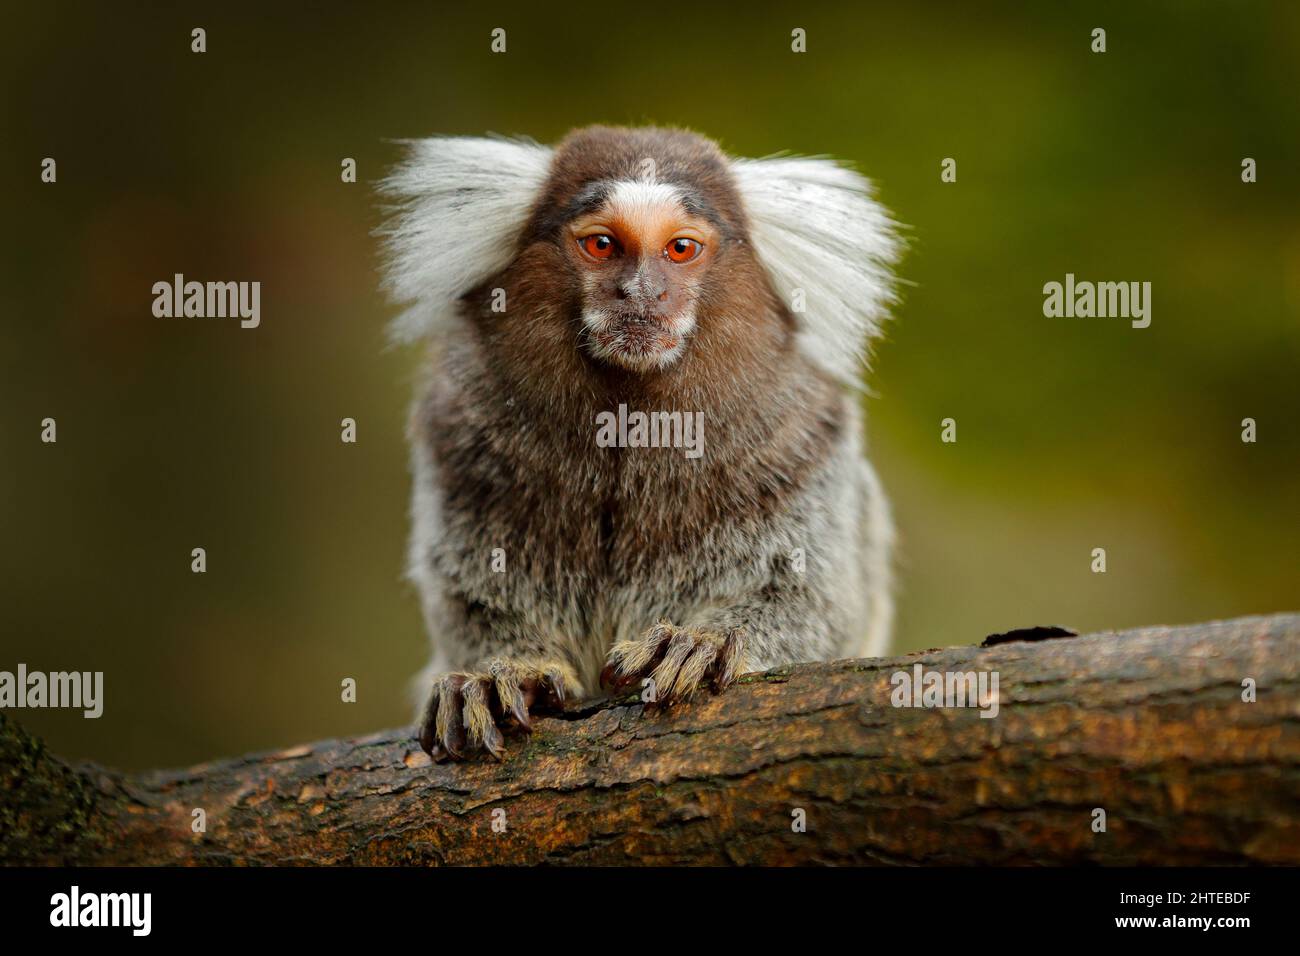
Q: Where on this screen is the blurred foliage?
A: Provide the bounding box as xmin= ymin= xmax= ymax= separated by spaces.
xmin=1 ymin=2 xmax=1296 ymax=770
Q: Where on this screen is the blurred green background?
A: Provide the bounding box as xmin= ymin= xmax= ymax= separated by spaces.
xmin=2 ymin=2 xmax=1296 ymax=771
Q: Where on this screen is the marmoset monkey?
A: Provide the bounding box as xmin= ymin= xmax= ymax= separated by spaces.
xmin=381 ymin=126 xmax=900 ymax=761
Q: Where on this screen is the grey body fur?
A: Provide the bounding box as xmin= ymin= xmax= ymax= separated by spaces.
xmin=407 ymin=333 xmax=894 ymax=700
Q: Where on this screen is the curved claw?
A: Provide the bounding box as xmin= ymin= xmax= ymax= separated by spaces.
xmin=417 ymin=685 xmax=440 ymax=758
xmin=542 ymin=667 xmax=568 ymax=707
xmin=712 ymin=630 xmax=745 ymax=693
xmin=436 ymin=675 xmax=468 ymax=758
xmin=506 ymin=686 xmax=531 ymax=731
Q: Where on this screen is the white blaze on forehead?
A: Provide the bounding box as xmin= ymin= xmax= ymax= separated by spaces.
xmin=602 ymin=179 xmax=687 ymax=232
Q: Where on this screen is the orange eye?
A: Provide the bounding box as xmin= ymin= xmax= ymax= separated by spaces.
xmin=665 ymin=237 xmax=703 ymax=263
xmin=580 ymin=234 xmax=617 ymax=260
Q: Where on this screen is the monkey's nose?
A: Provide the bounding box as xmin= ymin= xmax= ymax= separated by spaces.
xmin=617 ymin=288 xmax=669 ymax=304
xmin=618 ymin=270 xmax=668 ymax=304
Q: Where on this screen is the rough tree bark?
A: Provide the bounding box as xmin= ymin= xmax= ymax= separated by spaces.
xmin=3 ymin=613 xmax=1297 ymax=866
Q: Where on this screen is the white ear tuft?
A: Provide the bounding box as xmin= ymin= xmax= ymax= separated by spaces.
xmin=730 ymin=156 xmax=901 ymax=387
xmin=378 ymin=136 xmax=553 ymax=343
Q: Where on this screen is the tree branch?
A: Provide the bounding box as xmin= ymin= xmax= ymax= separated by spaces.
xmin=4 ymin=613 xmax=1297 ymax=865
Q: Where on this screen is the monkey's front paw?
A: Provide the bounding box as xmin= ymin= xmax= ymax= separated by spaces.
xmin=600 ymin=623 xmax=745 ymax=707
xmin=417 ymin=659 xmax=570 ymax=762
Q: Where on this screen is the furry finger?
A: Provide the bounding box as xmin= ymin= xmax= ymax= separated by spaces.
xmin=711 ymin=629 xmax=746 ymax=693
xmin=667 ymin=640 xmax=719 ymax=702
xmin=487 ymin=660 xmax=531 ymax=731
xmin=648 ymin=630 xmax=697 ymax=706
xmin=462 ymin=676 xmax=505 ymax=760
xmin=601 ymin=622 xmax=674 ymax=691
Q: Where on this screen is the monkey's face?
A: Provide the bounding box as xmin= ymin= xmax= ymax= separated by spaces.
xmin=384 ymin=126 xmax=898 ymax=394
xmin=564 ymin=181 xmax=720 ymax=373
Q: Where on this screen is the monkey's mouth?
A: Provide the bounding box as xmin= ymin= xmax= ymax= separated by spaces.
xmin=583 ymin=310 xmax=689 ymax=372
